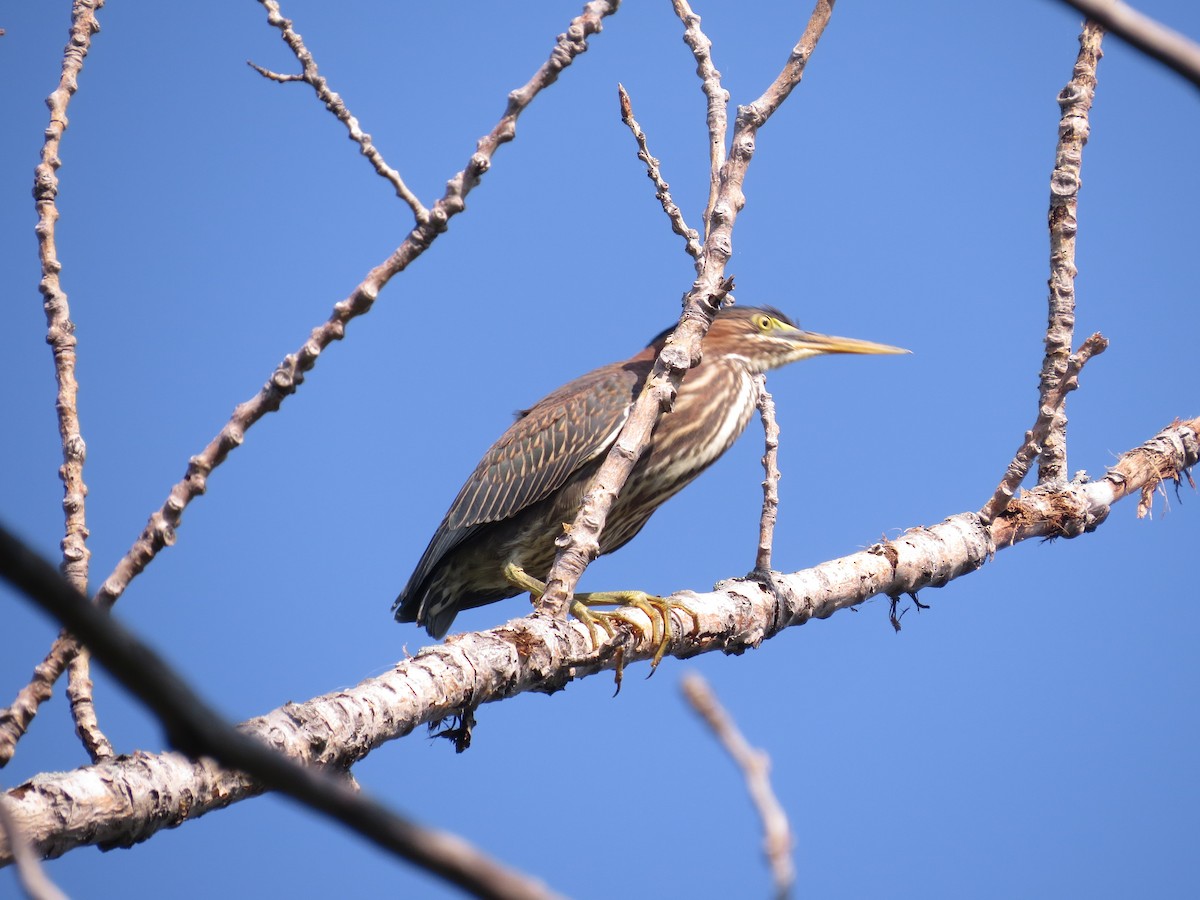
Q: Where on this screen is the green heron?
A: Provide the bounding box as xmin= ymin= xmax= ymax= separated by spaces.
xmin=394 ymin=305 xmax=906 ymax=647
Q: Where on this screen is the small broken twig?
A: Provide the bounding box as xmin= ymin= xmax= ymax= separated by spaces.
xmin=250 ymin=0 xmax=428 ymax=220
xmin=618 ymin=83 xmax=703 ymax=267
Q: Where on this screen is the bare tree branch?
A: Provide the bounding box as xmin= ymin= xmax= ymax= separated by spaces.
xmin=249 ymin=0 xmax=428 ymax=220
xmin=752 ymin=375 xmax=781 ymax=574
xmin=7 ymin=417 xmax=1193 ymax=868
xmin=537 ymin=0 xmax=837 ymax=619
xmin=0 ymin=792 xmax=67 ymax=900
xmin=0 ymin=523 xmax=560 ymax=900
xmin=0 ymin=0 xmax=621 ymax=768
xmin=672 ymin=0 xmax=730 ymax=237
xmin=981 ymin=333 xmax=1107 ymax=522
xmin=67 ymin=650 xmax=112 ymax=762
xmin=618 ymin=83 xmax=703 ymax=266
xmin=4 ymin=0 xmax=112 ymax=770
xmin=682 ymin=672 xmax=795 ymax=898
xmin=1057 ymin=0 xmax=1200 ymax=89
xmin=1038 ymin=21 xmax=1105 ymax=485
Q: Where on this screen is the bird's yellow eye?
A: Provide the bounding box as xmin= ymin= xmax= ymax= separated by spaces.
xmin=754 ymin=314 xmax=774 ymax=332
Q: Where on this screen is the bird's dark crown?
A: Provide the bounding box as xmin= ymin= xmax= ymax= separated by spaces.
xmin=645 ymin=304 xmax=798 ymax=348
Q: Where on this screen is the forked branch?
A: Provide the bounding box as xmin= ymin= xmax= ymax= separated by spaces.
xmin=0 ymin=0 xmax=620 ymax=768
xmin=536 ymin=0 xmax=837 ymax=618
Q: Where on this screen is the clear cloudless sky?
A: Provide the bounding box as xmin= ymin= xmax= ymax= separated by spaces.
xmin=2 ymin=2 xmax=1198 ymax=897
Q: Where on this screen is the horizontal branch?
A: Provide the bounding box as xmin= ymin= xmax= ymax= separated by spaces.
xmin=5 ymin=416 xmax=1195 ymax=866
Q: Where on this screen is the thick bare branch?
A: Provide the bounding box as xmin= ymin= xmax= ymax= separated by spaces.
xmin=1038 ymin=21 xmax=1104 ymax=485
xmin=536 ymin=0 xmax=837 ymax=619
xmin=8 ymin=417 xmax=1193 ymax=868
xmin=0 ymin=792 xmax=67 ymax=900
xmin=1057 ymin=0 xmax=1200 ymax=89
xmin=0 ymin=0 xmax=620 ymax=769
xmin=249 ymin=0 xmax=429 ymax=221
xmin=682 ymin=673 xmax=794 ymax=898
xmin=0 ymin=524 xmax=559 ymax=900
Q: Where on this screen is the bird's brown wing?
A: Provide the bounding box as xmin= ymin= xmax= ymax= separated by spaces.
xmin=444 ymin=357 xmax=646 ymax=531
xmin=394 ymin=355 xmax=651 ymax=628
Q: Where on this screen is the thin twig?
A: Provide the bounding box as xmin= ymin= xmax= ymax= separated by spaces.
xmin=617 ymin=83 xmax=703 ymax=267
xmin=1057 ymin=0 xmax=1200 ymax=90
xmin=1038 ymin=21 xmax=1105 ymax=485
xmin=681 ymin=673 xmax=795 ymax=898
xmin=0 ymin=791 xmax=68 ymax=900
xmin=0 ymin=524 xmax=559 ymax=900
xmin=16 ymin=0 xmax=113 ymax=769
xmin=753 ymin=375 xmax=781 ymax=574
xmin=250 ymin=0 xmax=429 ymax=221
xmin=980 ymin=333 xmax=1107 ymax=522
xmin=537 ymin=0 xmax=837 ymax=618
xmin=671 ymin=0 xmax=729 ymax=237
xmin=0 ymin=0 xmax=620 ymax=769
xmin=67 ymin=650 xmax=112 ymax=761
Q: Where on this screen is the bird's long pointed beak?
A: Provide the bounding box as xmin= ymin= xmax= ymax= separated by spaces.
xmin=789 ymin=330 xmax=910 ymax=357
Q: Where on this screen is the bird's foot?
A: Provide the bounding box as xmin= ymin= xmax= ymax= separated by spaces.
xmin=504 ymin=563 xmax=698 ymax=672
xmin=572 ymin=590 xmax=699 ymax=673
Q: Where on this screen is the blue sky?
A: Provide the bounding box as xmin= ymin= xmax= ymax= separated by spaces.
xmin=2 ymin=2 xmax=1198 ymax=897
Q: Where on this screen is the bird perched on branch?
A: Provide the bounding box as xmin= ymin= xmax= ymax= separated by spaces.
xmin=394 ymin=305 xmax=906 ymax=650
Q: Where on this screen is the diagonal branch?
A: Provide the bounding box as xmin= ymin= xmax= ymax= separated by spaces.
xmin=0 ymin=523 xmax=559 ymax=900
xmin=1057 ymin=0 xmax=1200 ymax=90
xmin=682 ymin=672 xmax=795 ymax=898
xmin=249 ymin=0 xmax=429 ymax=221
xmin=0 ymin=0 xmax=621 ymax=769
xmin=9 ymin=416 xmax=1192 ymax=868
xmin=536 ymin=0 xmax=837 ymax=618
xmin=618 ymin=83 xmax=703 ymax=267
xmin=981 ymin=333 xmax=1107 ymax=522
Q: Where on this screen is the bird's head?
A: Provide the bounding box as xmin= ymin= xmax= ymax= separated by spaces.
xmin=701 ymin=305 xmax=909 ymax=373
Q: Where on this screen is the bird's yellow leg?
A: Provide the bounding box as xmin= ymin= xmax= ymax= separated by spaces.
xmin=504 ymin=563 xmax=616 ymax=650
xmin=503 ymin=564 xmax=698 ymax=671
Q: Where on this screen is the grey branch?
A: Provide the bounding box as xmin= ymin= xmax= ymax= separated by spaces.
xmin=250 ymin=0 xmax=428 ymax=221
xmin=0 ymin=792 xmax=67 ymax=900
xmin=0 ymin=524 xmax=559 ymax=900
xmin=618 ymin=83 xmax=703 ymax=266
xmin=6 ymin=416 xmax=1194 ymax=868
xmin=0 ymin=0 xmax=620 ymax=770
xmin=682 ymin=672 xmax=795 ymax=898
xmin=536 ymin=0 xmax=837 ymax=618
xmin=1057 ymin=0 xmax=1200 ymax=90
xmin=1038 ymin=21 xmax=1104 ymax=485
xmin=753 ymin=375 xmax=781 ymax=574
xmin=671 ymin=0 xmax=730 ymax=236
xmin=981 ymin=333 xmax=1107 ymax=522
xmin=16 ymin=0 xmax=111 ymax=770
